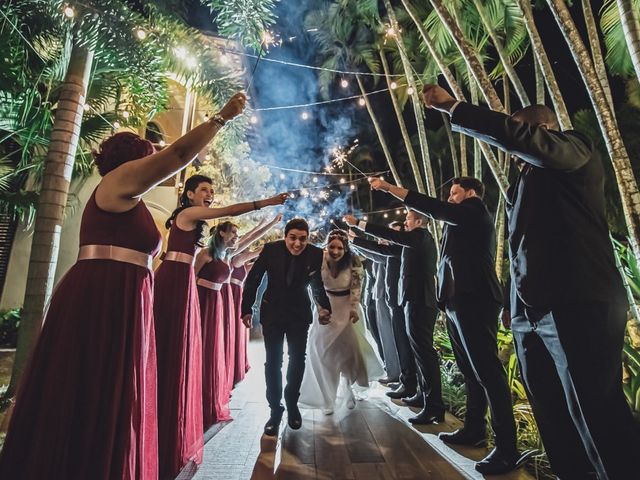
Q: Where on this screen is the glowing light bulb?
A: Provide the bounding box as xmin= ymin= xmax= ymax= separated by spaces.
xmin=312 ymin=177 xmax=319 ymax=183
xmin=390 ymin=82 xmax=398 ymax=90
xmin=301 ymin=111 xmax=310 ymax=120
xmin=205 ymin=154 xmax=211 ymax=161
xmin=289 ymin=192 xmax=295 ymax=199
xmin=112 ymin=121 xmax=121 ymax=129
xmin=178 ymin=182 xmax=183 ymax=188
xmin=250 ymin=115 xmax=258 ymax=124
xmin=358 ymin=97 xmax=366 ymax=107
xmin=363 ymin=216 xmax=368 ymax=221
xmin=340 ymin=178 xmax=346 ymax=184
xmin=122 ymin=110 xmax=130 ymax=119
xmin=384 ymin=213 xmax=389 ymax=218
xmin=379 ymin=176 xmax=384 ymax=181
xmin=396 ymin=209 xmax=401 ymax=215
xmin=158 ymin=139 xmax=166 ymax=147
xmin=350 ymin=184 xmax=356 ymax=190
xmin=387 ymin=27 xmax=395 ymax=37
xmin=135 ymin=28 xmax=146 ymax=40
xmin=407 ymin=87 xmax=415 ymax=95
xmin=83 ymin=103 xmax=91 ymax=112
xmin=340 ymin=79 xmax=349 ymax=88
xmin=63 ymin=5 xmax=75 ymax=18
xmin=243 ymin=166 xmax=250 ymax=173
xmin=279 ymin=173 xmax=286 ymax=180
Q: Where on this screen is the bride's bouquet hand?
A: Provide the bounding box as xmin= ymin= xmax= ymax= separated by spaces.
xmin=318 ymin=308 xmax=331 ymax=325
xmin=349 ymin=310 xmax=359 ymax=323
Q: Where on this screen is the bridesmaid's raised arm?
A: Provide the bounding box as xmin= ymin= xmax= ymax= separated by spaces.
xmin=98 ymin=93 xmax=247 ymax=211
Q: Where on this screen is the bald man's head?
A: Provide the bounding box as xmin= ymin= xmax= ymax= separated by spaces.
xmin=511 ymin=105 xmax=560 ymax=131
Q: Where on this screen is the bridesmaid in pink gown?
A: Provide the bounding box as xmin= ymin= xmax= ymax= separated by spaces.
xmin=230 ymin=264 xmax=250 ymax=384
xmin=0 ymin=93 xmax=248 ymax=479
xmin=154 ymin=177 xmax=285 ymax=478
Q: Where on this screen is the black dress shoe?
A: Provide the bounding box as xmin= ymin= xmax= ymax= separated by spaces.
xmin=263 ymin=406 xmax=285 ymax=436
xmin=474 ymin=447 xmax=519 ymax=475
xmin=287 ymin=403 xmax=302 ymax=430
xmin=408 ymin=408 xmax=445 ymax=424
xmin=386 ymin=382 xmax=402 ymax=390
xmin=386 ymin=386 xmax=417 ymax=399
xmin=438 ymin=428 xmax=487 ymax=447
xmin=401 ymin=392 xmax=424 ymax=408
xmin=378 ymin=376 xmax=399 ymax=385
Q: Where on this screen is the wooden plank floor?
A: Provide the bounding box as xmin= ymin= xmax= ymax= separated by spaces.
xmin=192 ymin=340 xmax=535 ymax=480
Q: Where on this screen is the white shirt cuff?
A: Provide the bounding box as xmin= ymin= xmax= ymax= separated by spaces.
xmin=357 ymin=220 xmax=367 ymax=230
xmin=449 ymin=100 xmax=462 ymax=116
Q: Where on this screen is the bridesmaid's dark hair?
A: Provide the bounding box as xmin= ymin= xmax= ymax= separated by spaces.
xmin=92 ymin=132 xmax=154 ymax=176
xmin=209 ymin=221 xmax=238 ymax=260
xmin=326 ymin=229 xmax=353 ymax=273
xmin=165 ymin=174 xmax=212 ymax=247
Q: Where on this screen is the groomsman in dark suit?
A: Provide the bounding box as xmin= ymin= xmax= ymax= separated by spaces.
xmin=362 ymin=258 xmax=385 ymax=362
xmin=344 ymin=211 xmax=445 ymax=424
xmin=350 ymin=223 xmax=418 ymax=402
xmin=242 ymin=218 xmax=332 ymax=436
xmin=367 ymin=176 xmax=518 ymax=475
xmin=422 ymin=83 xmax=640 ymax=479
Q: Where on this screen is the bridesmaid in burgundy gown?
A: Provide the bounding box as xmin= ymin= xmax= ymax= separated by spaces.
xmin=230 ymin=263 xmax=250 ymax=384
xmin=0 ymin=93 xmax=248 ymax=479
xmin=154 ymin=176 xmax=286 ymax=478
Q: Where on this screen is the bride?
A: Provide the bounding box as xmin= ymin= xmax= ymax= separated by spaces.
xmin=300 ymin=230 xmax=384 ymax=414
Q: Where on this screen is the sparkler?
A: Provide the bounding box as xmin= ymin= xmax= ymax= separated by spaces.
xmin=247 ymin=30 xmax=281 ymax=91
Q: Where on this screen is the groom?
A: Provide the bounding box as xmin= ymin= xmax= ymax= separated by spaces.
xmin=242 ymin=218 xmax=332 ymax=436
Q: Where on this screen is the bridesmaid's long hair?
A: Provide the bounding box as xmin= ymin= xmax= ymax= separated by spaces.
xmin=165 ymin=174 xmax=212 ymax=247
xmin=209 ymin=221 xmax=238 ymax=260
xmin=326 ymin=229 xmax=355 ymax=273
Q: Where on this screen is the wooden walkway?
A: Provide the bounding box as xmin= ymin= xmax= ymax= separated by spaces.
xmin=192 ymin=341 xmax=535 ymax=480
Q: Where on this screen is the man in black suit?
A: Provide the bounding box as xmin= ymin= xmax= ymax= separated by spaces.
xmin=242 ymin=218 xmax=332 ymax=436
xmin=350 ymin=222 xmax=418 ymax=402
xmin=367 ymin=176 xmax=518 ymax=475
xmin=344 ymin=211 xmax=445 ymax=424
xmin=422 ymin=84 xmax=639 ymax=479
xmin=362 ymin=258 xmax=385 ymax=362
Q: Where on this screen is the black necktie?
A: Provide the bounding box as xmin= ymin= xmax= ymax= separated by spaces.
xmin=286 ymin=255 xmax=297 ymax=287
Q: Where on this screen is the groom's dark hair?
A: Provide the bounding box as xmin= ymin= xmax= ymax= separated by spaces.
xmin=285 ymin=218 xmax=309 ymax=235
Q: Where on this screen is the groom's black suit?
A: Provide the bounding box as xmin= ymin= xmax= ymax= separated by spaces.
xmin=241 ymin=240 xmax=331 ymax=410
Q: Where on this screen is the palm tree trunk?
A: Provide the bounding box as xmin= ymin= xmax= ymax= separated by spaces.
xmin=616 ymin=0 xmax=640 ymax=83
xmin=495 ymin=153 xmax=510 ymax=278
xmin=8 ymin=43 xmax=94 ymax=396
xmin=533 ymin=52 xmax=546 ymax=104
xmin=471 ymin=82 xmax=483 ymax=179
xmin=459 ymin=133 xmax=468 ymax=176
xmin=516 ymin=0 xmax=573 ymax=129
xmin=428 ymin=0 xmax=504 ymax=110
xmin=442 ymin=113 xmax=459 ymax=177
xmin=355 ymin=76 xmax=403 ymax=188
xmin=583 ymin=0 xmax=616 ymax=112
xmin=378 ymin=49 xmax=424 ymax=192
xmin=547 ymin=0 xmax=640 ymax=265
xmin=472 ymin=0 xmax=531 ymax=107
xmin=399 ymin=0 xmax=508 ymax=195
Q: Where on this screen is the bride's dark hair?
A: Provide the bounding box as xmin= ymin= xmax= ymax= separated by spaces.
xmin=326 ymin=229 xmax=354 ymax=273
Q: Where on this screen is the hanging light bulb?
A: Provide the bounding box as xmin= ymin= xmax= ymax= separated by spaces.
xmin=340 ymin=178 xmax=346 ymax=184
xmin=243 ymin=166 xmax=250 ymax=173
xmin=340 ymin=79 xmax=349 ymax=88
xmin=383 ymin=213 xmax=389 ymax=218
xmin=112 ymin=121 xmax=121 ymax=129
xmin=358 ymin=97 xmax=366 ymax=107
xmin=363 ymin=215 xmax=368 ymax=221
xmin=158 ymin=139 xmax=166 ymax=147
xmin=390 ymin=82 xmax=398 ymax=90
xmin=407 ymin=86 xmax=415 ymax=95
xmin=312 ymin=176 xmax=319 ymax=183
xmin=350 ymin=184 xmax=356 ymax=190
xmin=135 ymin=28 xmax=146 ymax=40
xmin=122 ymin=110 xmax=130 ymax=119
xmin=396 ymin=209 xmax=401 ymax=215
xmin=205 ymin=154 xmax=211 ymax=161
xmin=63 ymin=5 xmax=75 ymax=18
xmin=250 ymin=115 xmax=258 ymax=124
xmin=301 ymin=111 xmax=310 ymax=120
xmin=379 ymin=176 xmax=384 ymax=181
xmin=279 ymin=173 xmax=286 ymax=180
xmin=83 ymin=103 xmax=91 ymax=112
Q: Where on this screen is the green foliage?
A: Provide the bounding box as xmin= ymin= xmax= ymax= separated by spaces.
xmin=205 ymin=0 xmax=280 ymax=50
xmin=600 ymin=0 xmax=640 ymax=78
xmin=0 ymin=309 xmax=21 ymax=348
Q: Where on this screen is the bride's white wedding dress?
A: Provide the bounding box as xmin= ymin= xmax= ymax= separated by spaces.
xmin=299 ymin=254 xmax=384 ymax=411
